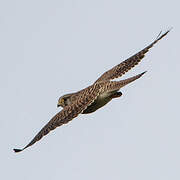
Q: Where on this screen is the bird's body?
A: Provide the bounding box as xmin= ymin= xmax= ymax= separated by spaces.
xmin=59 ymin=88 xmax=122 ymax=114
xmin=14 ymin=30 xmax=170 ymax=153
xmin=83 ymin=91 xmax=122 ymax=114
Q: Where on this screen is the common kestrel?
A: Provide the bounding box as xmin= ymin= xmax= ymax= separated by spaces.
xmin=14 ymin=30 xmax=170 ymax=153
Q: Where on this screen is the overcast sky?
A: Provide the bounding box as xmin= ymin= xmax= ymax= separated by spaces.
xmin=0 ymin=0 xmax=179 ymax=179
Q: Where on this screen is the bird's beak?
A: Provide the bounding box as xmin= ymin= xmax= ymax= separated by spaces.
xmin=57 ymin=103 xmax=60 ymax=108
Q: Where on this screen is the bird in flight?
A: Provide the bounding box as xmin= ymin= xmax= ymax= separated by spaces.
xmin=14 ymin=30 xmax=170 ymax=153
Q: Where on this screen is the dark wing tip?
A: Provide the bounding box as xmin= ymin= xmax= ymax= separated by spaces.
xmin=140 ymin=71 xmax=147 ymax=76
xmin=156 ymin=28 xmax=172 ymax=41
xmin=13 ymin=148 xmax=23 ymax=153
xmin=167 ymin=27 xmax=173 ymax=32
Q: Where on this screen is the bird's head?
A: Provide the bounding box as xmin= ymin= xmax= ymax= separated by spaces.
xmin=57 ymin=93 xmax=74 ymax=108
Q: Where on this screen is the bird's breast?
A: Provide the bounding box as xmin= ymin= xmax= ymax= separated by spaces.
xmin=82 ymin=91 xmax=114 ymax=114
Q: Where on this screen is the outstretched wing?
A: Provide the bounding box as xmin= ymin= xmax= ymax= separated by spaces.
xmin=95 ymin=30 xmax=170 ymax=83
xmin=13 ymin=83 xmax=101 ymax=153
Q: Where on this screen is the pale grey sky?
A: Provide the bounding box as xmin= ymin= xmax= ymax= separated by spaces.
xmin=0 ymin=0 xmax=179 ymax=179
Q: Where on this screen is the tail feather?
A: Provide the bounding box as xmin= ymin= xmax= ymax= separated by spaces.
xmin=108 ymin=71 xmax=147 ymax=91
xmin=118 ymin=71 xmax=147 ymax=88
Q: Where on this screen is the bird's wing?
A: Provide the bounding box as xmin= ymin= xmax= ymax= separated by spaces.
xmin=94 ymin=30 xmax=170 ymax=83
xmin=13 ymin=83 xmax=101 ymax=153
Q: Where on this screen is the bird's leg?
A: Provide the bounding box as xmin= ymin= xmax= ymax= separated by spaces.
xmin=111 ymin=92 xmax=122 ymax=99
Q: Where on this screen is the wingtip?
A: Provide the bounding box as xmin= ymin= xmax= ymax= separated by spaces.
xmin=164 ymin=27 xmax=173 ymax=36
xmin=13 ymin=148 xmax=23 ymax=153
xmin=155 ymin=28 xmax=172 ymax=41
xmin=141 ymin=71 xmax=147 ymax=75
xmin=167 ymin=27 xmax=173 ymax=32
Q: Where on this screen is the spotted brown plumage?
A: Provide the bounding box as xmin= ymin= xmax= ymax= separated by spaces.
xmin=14 ymin=83 xmax=102 ymax=152
xmin=95 ymin=30 xmax=170 ymax=83
xmin=14 ymin=30 xmax=170 ymax=153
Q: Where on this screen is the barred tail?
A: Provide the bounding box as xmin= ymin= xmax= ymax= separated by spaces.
xmin=109 ymin=71 xmax=147 ymax=91
xmin=118 ymin=71 xmax=147 ymax=88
